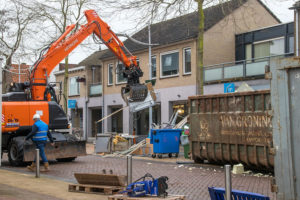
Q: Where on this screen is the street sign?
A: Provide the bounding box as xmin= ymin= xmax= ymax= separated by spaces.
xmin=68 ymin=99 xmax=77 ymax=108
xmin=224 ymin=83 xmax=235 ymax=93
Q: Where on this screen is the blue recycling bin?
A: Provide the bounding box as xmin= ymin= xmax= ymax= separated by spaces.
xmin=150 ymin=129 xmax=181 ymax=158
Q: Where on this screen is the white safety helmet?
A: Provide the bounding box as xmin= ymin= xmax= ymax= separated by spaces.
xmin=33 ymin=114 xmax=41 ymax=120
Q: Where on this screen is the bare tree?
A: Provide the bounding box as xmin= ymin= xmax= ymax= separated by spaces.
xmin=32 ymin=0 xmax=106 ymax=112
xmin=197 ymin=0 xmax=204 ymax=95
xmin=0 ymin=0 xmax=39 ymax=92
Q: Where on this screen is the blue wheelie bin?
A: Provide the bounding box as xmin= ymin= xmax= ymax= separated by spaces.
xmin=150 ymin=129 xmax=181 ymax=158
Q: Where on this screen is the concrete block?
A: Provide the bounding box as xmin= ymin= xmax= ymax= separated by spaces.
xmin=232 ymin=163 xmax=244 ymax=174
xmin=112 ymin=141 xmax=129 ymax=152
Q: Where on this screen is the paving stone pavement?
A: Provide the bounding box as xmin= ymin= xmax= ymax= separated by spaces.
xmin=0 ymin=183 xmax=62 ymax=200
xmin=1 ymin=155 xmax=275 ymax=200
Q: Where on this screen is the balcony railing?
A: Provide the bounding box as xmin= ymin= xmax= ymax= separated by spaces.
xmin=89 ymin=82 xmax=102 ymax=96
xmin=204 ymin=53 xmax=294 ymax=83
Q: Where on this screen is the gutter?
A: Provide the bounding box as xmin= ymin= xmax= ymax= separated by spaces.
xmin=54 ymin=66 xmax=85 ymax=75
xmin=102 ymin=61 xmax=105 ymax=133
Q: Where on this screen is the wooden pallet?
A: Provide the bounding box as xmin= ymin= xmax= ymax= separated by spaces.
xmin=108 ymin=194 xmax=185 ymax=200
xmin=68 ymin=183 xmax=124 ymax=195
xmin=74 ymin=173 xmax=127 ymax=187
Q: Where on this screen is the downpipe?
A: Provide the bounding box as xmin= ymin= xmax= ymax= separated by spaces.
xmin=85 ymin=77 xmax=89 ymax=141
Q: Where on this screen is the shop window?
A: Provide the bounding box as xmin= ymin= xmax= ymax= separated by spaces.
xmin=71 ymin=108 xmax=83 ymax=128
xmin=92 ymin=109 xmax=102 ymax=136
xmin=71 ymin=108 xmax=83 ymax=138
xmin=111 ymin=107 xmax=123 ymax=133
xmin=172 ymin=102 xmax=188 ymax=125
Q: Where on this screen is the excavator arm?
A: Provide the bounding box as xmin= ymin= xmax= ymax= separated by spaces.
xmin=30 ymin=10 xmax=151 ymax=104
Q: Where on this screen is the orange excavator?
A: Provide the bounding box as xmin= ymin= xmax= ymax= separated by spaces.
xmin=1 ymin=10 xmax=154 ymax=166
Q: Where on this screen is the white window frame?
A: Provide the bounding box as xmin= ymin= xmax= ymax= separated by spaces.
xmin=69 ymin=76 xmax=80 ymax=96
xmin=253 ymin=36 xmax=285 ymax=45
xmin=183 ymin=47 xmax=191 ymax=75
xmin=160 ymin=50 xmax=180 ymax=78
xmin=151 ymin=55 xmax=157 ymax=79
xmin=253 ymin=36 xmax=285 ymax=59
xmin=107 ymin=63 xmax=113 ymax=86
xmin=115 ymin=62 xmax=127 ymax=84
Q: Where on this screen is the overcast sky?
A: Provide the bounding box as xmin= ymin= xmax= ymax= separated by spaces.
xmin=64 ymin=0 xmax=296 ymax=65
xmin=264 ymin=0 xmax=295 ymax=22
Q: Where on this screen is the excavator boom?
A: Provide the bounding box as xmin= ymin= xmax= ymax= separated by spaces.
xmin=30 ymin=10 xmax=152 ymax=104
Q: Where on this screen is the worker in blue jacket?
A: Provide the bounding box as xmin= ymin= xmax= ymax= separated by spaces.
xmin=25 ymin=114 xmax=54 ymax=172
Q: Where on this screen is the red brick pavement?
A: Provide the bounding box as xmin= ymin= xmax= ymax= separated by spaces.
xmin=1 ymin=155 xmax=275 ymax=200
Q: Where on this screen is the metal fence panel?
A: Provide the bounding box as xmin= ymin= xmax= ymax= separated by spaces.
xmin=224 ymin=64 xmax=244 ymax=79
xmin=246 ymin=61 xmax=268 ymax=76
xmin=204 ymin=68 xmax=222 ymax=82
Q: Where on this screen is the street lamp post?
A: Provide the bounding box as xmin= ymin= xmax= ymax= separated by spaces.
xmin=118 ymin=27 xmax=158 ymax=138
xmin=148 ymin=23 xmax=153 ymax=132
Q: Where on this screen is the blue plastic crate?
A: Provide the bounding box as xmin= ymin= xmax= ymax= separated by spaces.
xmin=150 ymin=129 xmax=181 ymax=154
xmin=208 ymin=187 xmax=270 ymax=200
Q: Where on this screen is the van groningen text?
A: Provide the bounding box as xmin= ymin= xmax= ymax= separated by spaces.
xmin=219 ymin=114 xmax=272 ymax=128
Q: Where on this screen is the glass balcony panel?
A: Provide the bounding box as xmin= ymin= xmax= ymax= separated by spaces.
xmin=204 ymin=68 xmax=222 ymax=82
xmin=246 ymin=61 xmax=268 ymax=76
xmin=224 ymin=64 xmax=243 ymax=79
xmin=90 ymin=84 xmax=102 ymax=96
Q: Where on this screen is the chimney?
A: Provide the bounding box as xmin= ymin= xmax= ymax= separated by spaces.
xmin=290 ymin=1 xmax=300 ymax=56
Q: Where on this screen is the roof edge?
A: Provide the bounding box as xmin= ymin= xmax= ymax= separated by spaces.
xmin=54 ymin=66 xmax=85 ymax=76
xmin=236 ymin=21 xmax=293 ymax=35
xmin=257 ymin=0 xmax=281 ymax=23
